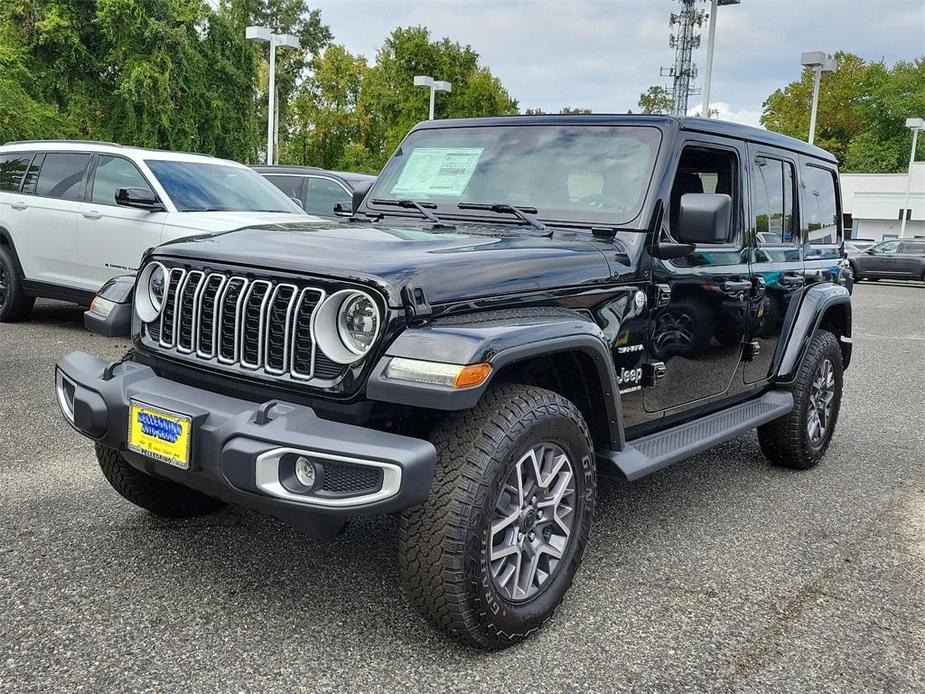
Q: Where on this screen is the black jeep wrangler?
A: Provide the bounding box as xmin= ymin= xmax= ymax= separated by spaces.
xmin=56 ymin=115 xmax=852 ymax=649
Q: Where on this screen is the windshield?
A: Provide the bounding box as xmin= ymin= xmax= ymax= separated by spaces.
xmin=146 ymin=160 xmax=303 ymax=213
xmin=370 ymin=125 xmax=662 ymax=226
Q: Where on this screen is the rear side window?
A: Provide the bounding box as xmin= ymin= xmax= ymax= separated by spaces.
xmin=801 ymin=164 xmax=840 ymax=245
xmin=0 ymin=153 xmax=32 ymax=192
xmin=752 ymin=157 xmax=797 ymax=245
xmin=901 ymin=241 xmax=925 ymax=254
xmin=91 ymin=155 xmax=151 ymax=205
xmin=307 ymin=177 xmax=351 ymax=216
xmin=264 ymin=175 xmax=304 ymax=200
xmin=35 ymin=153 xmax=91 ymax=201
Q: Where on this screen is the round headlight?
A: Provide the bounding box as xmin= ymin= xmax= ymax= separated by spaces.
xmin=314 ymin=290 xmax=382 ymax=365
xmin=338 ymin=293 xmax=379 ymax=355
xmin=135 ymin=262 xmax=167 ymax=324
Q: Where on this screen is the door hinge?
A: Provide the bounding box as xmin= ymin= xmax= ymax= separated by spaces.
xmin=654 ymin=283 xmax=671 ymax=308
xmin=642 ymin=361 xmax=667 ymax=386
xmin=744 ymin=339 xmax=761 ymax=362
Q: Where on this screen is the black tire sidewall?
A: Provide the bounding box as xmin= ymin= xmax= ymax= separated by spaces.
xmin=796 ymin=333 xmax=843 ymax=461
xmin=467 ymin=411 xmax=595 ymax=640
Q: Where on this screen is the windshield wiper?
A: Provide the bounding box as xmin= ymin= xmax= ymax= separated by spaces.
xmin=456 ymin=202 xmax=547 ymax=232
xmin=372 ymin=199 xmax=442 ymax=223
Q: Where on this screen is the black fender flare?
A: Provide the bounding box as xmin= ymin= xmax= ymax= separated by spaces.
xmin=366 ymin=309 xmax=625 ymax=451
xmin=0 ymin=226 xmax=27 ymax=277
xmin=84 ymin=274 xmax=136 ymax=337
xmin=774 ymin=283 xmax=851 ymax=384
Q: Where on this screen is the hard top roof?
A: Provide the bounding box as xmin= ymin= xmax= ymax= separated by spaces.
xmin=410 ymin=114 xmax=837 ymax=164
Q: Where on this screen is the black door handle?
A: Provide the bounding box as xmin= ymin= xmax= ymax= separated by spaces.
xmin=722 ymin=280 xmax=751 ymax=293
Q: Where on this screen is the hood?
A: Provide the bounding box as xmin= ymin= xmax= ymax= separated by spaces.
xmin=151 ymin=221 xmax=616 ymax=306
xmin=163 ymin=211 xmax=321 ymax=234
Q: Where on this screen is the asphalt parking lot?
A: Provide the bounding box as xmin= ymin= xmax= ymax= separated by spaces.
xmin=1 ymin=281 xmax=923 ymax=693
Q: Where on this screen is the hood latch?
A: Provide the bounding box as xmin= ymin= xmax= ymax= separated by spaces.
xmin=402 ymin=285 xmax=433 ymax=323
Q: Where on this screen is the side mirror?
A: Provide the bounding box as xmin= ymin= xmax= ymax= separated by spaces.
xmin=865 ymin=247 xmax=876 ymax=255
xmin=676 ymin=193 xmax=732 ymax=245
xmin=116 ymin=187 xmax=165 ymax=212
xmin=351 ymin=180 xmax=374 ymax=216
xmin=333 ymin=201 xmax=352 ymax=217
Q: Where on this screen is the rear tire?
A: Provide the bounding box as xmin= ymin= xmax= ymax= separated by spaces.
xmin=95 ymin=444 xmax=226 ymax=517
xmin=758 ymin=330 xmax=843 ymax=470
xmin=0 ymin=244 xmax=34 ymax=322
xmin=399 ymin=384 xmax=596 ymax=649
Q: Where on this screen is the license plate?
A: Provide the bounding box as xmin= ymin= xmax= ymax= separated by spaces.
xmin=127 ymin=402 xmax=192 ymax=470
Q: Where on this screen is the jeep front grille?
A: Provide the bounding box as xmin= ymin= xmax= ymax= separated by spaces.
xmin=150 ymin=268 xmax=328 ymax=381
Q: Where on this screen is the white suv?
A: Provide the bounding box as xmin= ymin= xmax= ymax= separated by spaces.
xmin=0 ymin=141 xmax=314 ymax=322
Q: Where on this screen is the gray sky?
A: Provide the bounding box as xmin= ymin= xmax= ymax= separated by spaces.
xmin=311 ymin=0 xmax=925 ymax=126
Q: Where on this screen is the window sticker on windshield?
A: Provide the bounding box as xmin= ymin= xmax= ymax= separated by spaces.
xmin=390 ymin=148 xmax=483 ymax=198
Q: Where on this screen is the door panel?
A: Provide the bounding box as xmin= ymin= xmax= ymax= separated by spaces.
xmin=745 ymin=146 xmax=804 ymax=384
xmin=645 ymin=139 xmax=749 ymax=413
xmin=895 ymin=242 xmax=925 ymax=278
xmin=855 ymin=240 xmax=899 ymax=277
xmin=78 ymin=155 xmax=165 ymax=290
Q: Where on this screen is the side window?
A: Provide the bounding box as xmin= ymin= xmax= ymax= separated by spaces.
xmin=752 ymin=157 xmax=797 ymax=245
xmin=873 ymin=240 xmax=901 ymax=254
xmin=669 ymin=145 xmax=739 ymax=242
xmin=899 ymin=241 xmax=925 ymax=254
xmin=0 ymin=153 xmax=33 ymax=192
xmin=91 ymin=156 xmax=151 ymax=205
xmin=263 ymin=175 xmax=304 ymax=200
xmin=35 ymin=153 xmax=91 ymax=201
xmin=307 ymin=177 xmax=350 ymax=216
xmin=801 ymin=164 xmax=840 ymax=245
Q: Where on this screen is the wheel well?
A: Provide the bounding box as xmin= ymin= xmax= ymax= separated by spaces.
xmin=491 ymin=350 xmax=612 ymax=450
xmin=818 ymin=303 xmax=851 ymax=368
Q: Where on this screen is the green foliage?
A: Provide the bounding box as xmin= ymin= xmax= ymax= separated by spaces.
xmin=761 ymin=53 xmax=925 ymax=172
xmin=638 ymin=85 xmax=673 ymax=114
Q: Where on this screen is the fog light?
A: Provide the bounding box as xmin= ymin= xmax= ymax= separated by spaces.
xmin=294 ymin=456 xmax=317 ymax=488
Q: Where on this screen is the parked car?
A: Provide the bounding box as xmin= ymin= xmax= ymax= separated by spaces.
xmin=848 ymin=238 xmax=925 ymax=283
xmin=254 ymin=165 xmax=375 ymax=218
xmin=0 ymin=140 xmax=312 ymax=322
xmin=56 ymin=115 xmax=852 ymax=649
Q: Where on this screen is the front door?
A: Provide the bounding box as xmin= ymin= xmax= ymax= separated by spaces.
xmin=856 ymin=239 xmax=900 ymax=278
xmin=77 ymin=154 xmax=166 ymax=290
xmin=744 ymin=146 xmax=805 ymax=383
xmin=646 ymin=139 xmax=750 ymax=413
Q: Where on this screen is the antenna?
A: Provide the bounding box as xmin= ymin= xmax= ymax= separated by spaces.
xmin=659 ymin=0 xmax=707 ymax=115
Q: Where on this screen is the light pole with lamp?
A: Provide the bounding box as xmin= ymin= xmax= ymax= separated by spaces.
xmin=800 ymin=51 xmax=838 ymax=145
xmin=246 ymin=26 xmax=301 ymax=165
xmin=701 ymin=0 xmax=741 ymax=118
xmin=900 ymin=117 xmax=923 ymax=239
xmin=413 ymin=75 xmax=452 ymax=120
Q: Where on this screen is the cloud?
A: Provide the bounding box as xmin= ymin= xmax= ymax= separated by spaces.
xmin=687 ymin=102 xmax=763 ymax=127
xmin=312 ymin=0 xmax=924 ymax=118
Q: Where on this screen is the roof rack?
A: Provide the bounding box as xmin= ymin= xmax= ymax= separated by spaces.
xmin=2 ymin=139 xmax=124 ymax=147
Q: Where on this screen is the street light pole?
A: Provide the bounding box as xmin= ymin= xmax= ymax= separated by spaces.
xmin=414 ymin=75 xmax=452 ymax=120
xmin=900 ymin=117 xmax=923 ymax=239
xmin=246 ymin=26 xmax=300 ymax=165
xmin=800 ymin=51 xmax=837 ymax=145
xmin=701 ymin=0 xmax=741 ymax=118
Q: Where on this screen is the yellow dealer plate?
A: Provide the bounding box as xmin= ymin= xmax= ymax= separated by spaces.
xmin=127 ymin=402 xmax=192 ymax=470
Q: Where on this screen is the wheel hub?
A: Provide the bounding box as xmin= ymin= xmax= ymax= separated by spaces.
xmin=488 ymin=443 xmax=577 ymax=601
xmin=807 ymin=357 xmax=835 ymax=446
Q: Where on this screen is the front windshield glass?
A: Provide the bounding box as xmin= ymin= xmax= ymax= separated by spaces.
xmin=146 ymin=160 xmax=303 ymax=213
xmin=371 ymin=125 xmax=662 ymax=226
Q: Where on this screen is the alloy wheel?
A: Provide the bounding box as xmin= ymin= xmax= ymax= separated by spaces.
xmin=807 ymin=358 xmax=835 ymax=446
xmin=489 ymin=443 xmax=577 ymax=601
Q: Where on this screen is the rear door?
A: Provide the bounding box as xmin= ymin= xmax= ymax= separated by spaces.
xmin=11 ymin=152 xmax=91 ymax=288
xmin=894 ymin=241 xmax=925 ymax=279
xmin=77 ymin=154 xmax=166 ymax=289
xmin=744 ymin=145 xmax=804 ymax=384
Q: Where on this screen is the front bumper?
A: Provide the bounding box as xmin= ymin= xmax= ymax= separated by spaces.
xmin=55 ymin=352 xmax=437 ymax=534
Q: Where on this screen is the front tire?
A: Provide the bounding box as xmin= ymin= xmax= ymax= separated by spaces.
xmin=399 ymin=384 xmax=596 ymax=649
xmin=0 ymin=244 xmax=34 ymax=322
xmin=96 ymin=444 xmax=226 ymax=517
xmin=758 ymin=330 xmax=843 ymax=469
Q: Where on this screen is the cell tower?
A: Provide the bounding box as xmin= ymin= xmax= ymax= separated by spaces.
xmin=660 ymin=0 xmax=707 ymax=116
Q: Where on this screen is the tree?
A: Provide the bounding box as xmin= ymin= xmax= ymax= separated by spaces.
xmin=761 ymin=53 xmax=925 ymax=172
xmin=638 ymin=85 xmax=673 ymax=114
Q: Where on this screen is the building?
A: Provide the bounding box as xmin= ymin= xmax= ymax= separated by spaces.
xmin=839 ymin=162 xmax=925 ymax=242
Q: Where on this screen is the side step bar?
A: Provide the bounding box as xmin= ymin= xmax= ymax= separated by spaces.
xmin=598 ymin=390 xmax=794 ymax=481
